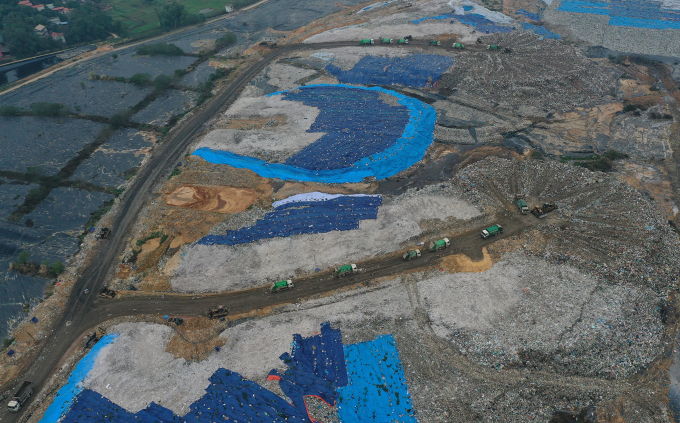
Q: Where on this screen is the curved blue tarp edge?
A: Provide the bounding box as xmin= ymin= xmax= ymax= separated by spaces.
xmin=193 ymin=84 xmax=435 ymax=183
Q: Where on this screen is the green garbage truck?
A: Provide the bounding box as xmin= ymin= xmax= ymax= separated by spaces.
xmin=481 ymin=224 xmax=503 ymax=239
xmin=429 ymin=40 xmax=440 ymax=46
xmin=403 ymin=249 xmax=421 ymax=261
xmin=360 ymin=39 xmax=374 ymax=45
xmin=271 ymin=280 xmax=294 ymax=293
xmin=429 ymin=238 xmax=450 ymax=252
xmin=514 ymin=195 xmax=529 ymax=214
xmin=381 ymin=38 xmax=393 ymax=44
xmin=488 ymin=44 xmax=501 ymax=50
xmin=397 ymin=38 xmax=409 ymax=44
xmin=452 ymin=43 xmax=465 ymax=49
xmin=335 ymin=264 xmax=357 ymax=277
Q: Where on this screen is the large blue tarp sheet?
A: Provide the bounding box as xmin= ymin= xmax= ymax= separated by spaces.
xmin=57 ymin=324 xmax=417 ymax=423
xmin=522 ymin=22 xmax=562 ymax=38
xmin=193 ymin=84 xmax=436 ymax=183
xmin=325 ymin=54 xmax=454 ymax=88
xmin=282 ymin=86 xmax=409 ymax=169
xmin=198 ymin=195 xmax=381 ymax=246
xmin=558 ymin=0 xmax=680 ymax=29
xmin=337 ymin=335 xmax=417 ymax=423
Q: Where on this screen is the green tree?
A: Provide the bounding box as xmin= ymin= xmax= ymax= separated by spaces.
xmin=136 ymin=43 xmax=183 ymax=56
xmin=17 ymin=250 xmax=30 ymax=264
xmin=51 ymin=261 xmax=65 ymax=276
xmin=0 ymin=105 xmax=22 ymax=116
xmin=153 ymin=74 xmax=172 ymax=91
xmin=31 ymin=102 xmax=68 ymax=117
xmin=156 ymin=2 xmax=187 ymax=30
xmin=215 ymin=32 xmax=237 ymax=49
xmin=41 ymin=259 xmax=50 ymax=267
xmin=129 ymin=73 xmax=152 ymax=86
xmin=110 ymin=111 xmax=129 ymax=128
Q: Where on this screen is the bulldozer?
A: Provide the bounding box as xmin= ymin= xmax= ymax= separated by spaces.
xmin=207 ymin=305 xmax=229 ymax=319
xmin=98 ymin=286 xmax=116 ymax=299
xmin=531 ymin=203 xmax=558 ymax=218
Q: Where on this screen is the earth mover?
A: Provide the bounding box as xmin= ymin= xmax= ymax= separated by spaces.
xmin=95 ymin=227 xmax=110 ymax=240
xmin=98 ymin=286 xmax=116 ymax=299
xmin=481 ymin=224 xmax=503 ymax=239
xmin=429 ymin=238 xmax=450 ymax=252
xmin=514 ymin=195 xmax=529 ymax=214
xmin=452 ymin=43 xmax=465 ymax=49
xmin=7 ymin=381 xmax=33 ymax=412
xmin=335 ymin=264 xmax=357 ymax=277
xmin=271 ymin=280 xmax=294 ymax=293
xmin=398 ymin=38 xmax=409 ymax=44
xmin=531 ymin=203 xmax=558 ymax=218
xmin=403 ymin=249 xmax=421 ymax=261
xmin=360 ymin=39 xmax=374 ymax=45
xmin=207 ymin=305 xmax=228 ymax=319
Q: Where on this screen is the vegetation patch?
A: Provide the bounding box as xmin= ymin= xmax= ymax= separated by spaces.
xmin=561 ymin=150 xmax=629 ymax=172
xmin=136 ymin=43 xmax=184 ymax=57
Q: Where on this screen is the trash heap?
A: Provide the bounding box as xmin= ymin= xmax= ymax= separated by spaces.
xmin=199 ymin=194 xmax=382 ymax=246
xmin=325 ymin=54 xmax=455 ymax=88
xmin=558 ymin=0 xmax=680 ymax=30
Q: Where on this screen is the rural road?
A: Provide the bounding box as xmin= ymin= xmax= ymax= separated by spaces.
xmin=2 ymin=39 xmax=528 ymax=422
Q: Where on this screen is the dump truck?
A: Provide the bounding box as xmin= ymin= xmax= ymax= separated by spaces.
xmin=359 ymin=39 xmax=374 ymax=45
xmin=381 ymin=38 xmax=393 ymax=44
xmin=452 ymin=43 xmax=465 ymax=49
xmin=481 ymin=224 xmax=503 ymax=239
xmin=271 ymin=280 xmax=294 ymax=293
xmin=397 ymin=38 xmax=408 ymax=44
xmin=7 ymin=381 xmax=33 ymax=412
xmin=531 ymin=203 xmax=557 ymax=218
xmin=488 ymin=44 xmax=501 ymax=50
xmin=403 ymin=249 xmax=421 ymax=261
xmin=207 ymin=305 xmax=228 ymax=319
xmin=335 ymin=264 xmax=357 ymax=277
xmin=98 ymin=286 xmax=116 ymax=299
xmin=514 ymin=195 xmax=529 ymax=214
xmin=429 ymin=40 xmax=440 ymax=45
xmin=429 ymin=238 xmax=450 ymax=252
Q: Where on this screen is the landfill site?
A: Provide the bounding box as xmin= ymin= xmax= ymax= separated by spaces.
xmin=3 ymin=0 xmax=680 ymax=422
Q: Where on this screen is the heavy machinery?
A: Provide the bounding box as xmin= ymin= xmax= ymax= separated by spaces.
xmin=84 ymin=327 xmax=106 ymax=348
xmin=360 ymin=39 xmax=374 ymax=45
xmin=403 ymin=249 xmax=421 ymax=261
xmin=429 ymin=40 xmax=440 ymax=45
xmin=531 ymin=203 xmax=557 ymax=218
xmin=514 ymin=195 xmax=529 ymax=214
xmin=207 ymin=305 xmax=229 ymax=319
xmin=429 ymin=238 xmax=450 ymax=252
xmin=452 ymin=43 xmax=465 ymax=49
xmin=481 ymin=224 xmax=503 ymax=239
xmin=271 ymin=280 xmax=294 ymax=293
xmin=98 ymin=286 xmax=116 ymax=298
xmin=7 ymin=381 xmax=33 ymax=412
xmin=404 ymin=35 xmax=413 ymax=40
xmin=381 ymin=38 xmax=393 ymax=44
xmin=95 ymin=227 xmax=110 ymax=240
xmin=335 ymin=264 xmax=357 ymax=277
xmin=397 ymin=38 xmax=409 ymax=44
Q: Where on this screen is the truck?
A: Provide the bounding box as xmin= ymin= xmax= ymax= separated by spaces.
xmin=488 ymin=44 xmax=501 ymax=50
xmin=397 ymin=38 xmax=408 ymax=44
xmin=335 ymin=264 xmax=357 ymax=277
xmin=403 ymin=249 xmax=421 ymax=261
xmin=514 ymin=195 xmax=529 ymax=214
xmin=429 ymin=40 xmax=440 ymax=46
xmin=481 ymin=224 xmax=503 ymax=239
xmin=380 ymin=38 xmax=393 ymax=44
xmin=7 ymin=381 xmax=33 ymax=412
xmin=271 ymin=280 xmax=294 ymax=293
xmin=531 ymin=203 xmax=558 ymax=218
xmin=207 ymin=305 xmax=228 ymax=319
xmin=360 ymin=39 xmax=374 ymax=45
xmin=429 ymin=238 xmax=450 ymax=252
xmin=452 ymin=43 xmax=465 ymax=49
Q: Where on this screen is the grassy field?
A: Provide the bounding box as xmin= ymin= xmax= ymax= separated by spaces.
xmin=104 ymin=0 xmax=238 ymax=35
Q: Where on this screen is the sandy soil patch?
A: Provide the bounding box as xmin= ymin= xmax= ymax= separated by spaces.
xmin=165 ymin=185 xmax=260 ymax=213
xmin=140 ymin=238 xmax=161 ymax=255
xmin=217 ymin=114 xmax=287 ymax=130
xmin=440 ymin=247 xmax=493 ymax=273
xmin=165 ymin=317 xmax=226 ymax=362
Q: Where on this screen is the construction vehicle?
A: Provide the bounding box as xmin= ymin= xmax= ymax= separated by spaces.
xmin=531 ymin=203 xmax=558 ymax=218
xmin=403 ymin=249 xmax=421 ymax=261
xmin=84 ymin=327 xmax=106 ymax=348
xmin=429 ymin=40 xmax=440 ymax=46
xmin=98 ymin=286 xmax=116 ymax=299
xmin=429 ymin=238 xmax=450 ymax=252
xmin=7 ymin=381 xmax=33 ymax=412
xmin=452 ymin=43 xmax=465 ymax=49
xmin=335 ymin=264 xmax=357 ymax=277
xmin=271 ymin=280 xmax=294 ymax=293
xmin=381 ymin=38 xmax=393 ymax=44
xmin=360 ymin=39 xmax=374 ymax=45
xmin=207 ymin=305 xmax=228 ymax=319
xmin=514 ymin=195 xmax=529 ymax=214
xmin=503 ymin=47 xmax=512 ymax=53
xmin=95 ymin=227 xmax=110 ymax=240
xmin=397 ymin=38 xmax=408 ymax=44
xmin=476 ymin=37 xmax=483 ymax=44
xmin=481 ymin=224 xmax=503 ymax=239
xmin=404 ymin=35 xmax=413 ymax=40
